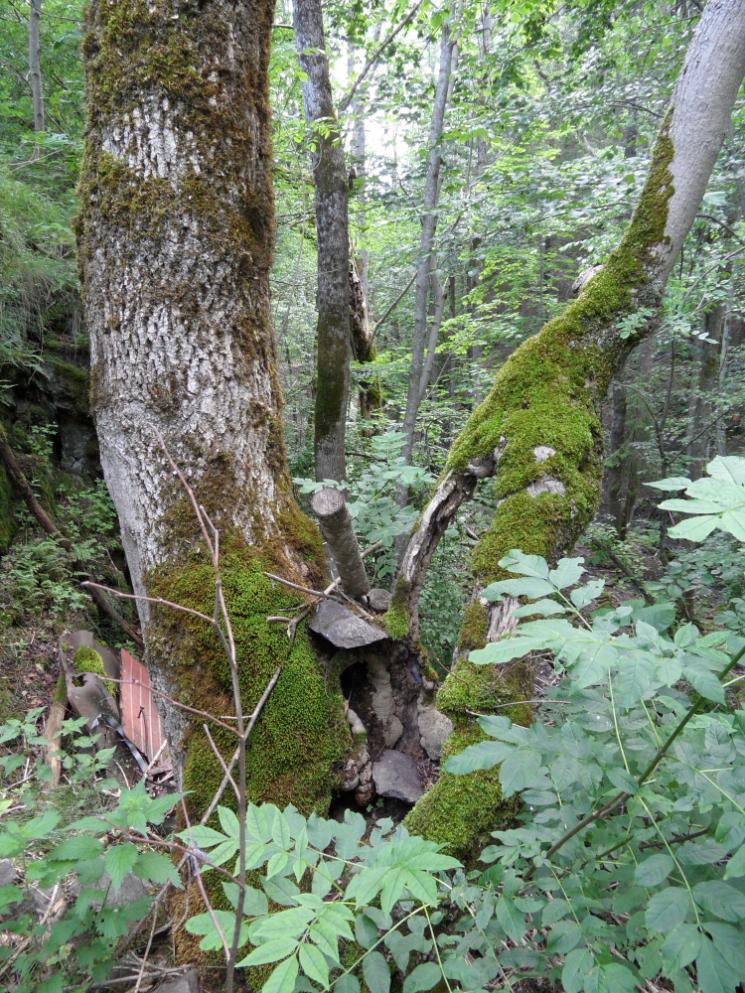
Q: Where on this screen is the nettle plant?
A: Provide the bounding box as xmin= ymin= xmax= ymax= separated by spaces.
xmin=184 ymin=457 xmax=745 ymax=993
xmin=0 ymin=710 xmax=179 ymax=993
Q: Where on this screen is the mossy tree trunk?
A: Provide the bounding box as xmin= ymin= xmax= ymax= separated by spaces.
xmin=77 ymin=0 xmax=351 ymax=813
xmin=400 ymin=0 xmax=745 ymax=856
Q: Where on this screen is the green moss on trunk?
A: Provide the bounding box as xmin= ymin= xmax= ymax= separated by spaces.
xmin=148 ymin=544 xmax=351 ymax=817
xmin=407 ymin=118 xmax=675 ymax=856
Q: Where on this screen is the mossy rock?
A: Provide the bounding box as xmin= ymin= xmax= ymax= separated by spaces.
xmin=73 ymin=646 xmax=116 ymax=696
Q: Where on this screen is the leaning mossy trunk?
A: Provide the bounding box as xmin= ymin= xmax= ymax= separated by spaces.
xmin=399 ymin=1 xmax=745 ymax=856
xmin=76 ymin=0 xmax=350 ymax=815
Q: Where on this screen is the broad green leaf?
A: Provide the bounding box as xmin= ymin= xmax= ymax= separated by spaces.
xmin=561 ymin=948 xmax=593 ymax=993
xmin=238 ymin=938 xmax=298 ymax=966
xmin=444 ymin=740 xmax=510 ymax=775
xmin=696 ymin=935 xmax=742 ymax=993
xmin=498 ymin=550 xmax=550 ymax=578
xmin=634 ymin=854 xmax=674 ymax=887
xmin=49 ymin=835 xmax=103 ymax=862
xmin=299 ymin=941 xmax=330 ymax=988
xmin=134 ymin=851 xmax=183 ymax=888
xmin=218 ymin=806 xmax=239 ymax=837
xmin=482 ymin=577 xmax=557 ymax=600
xmin=513 ymin=598 xmax=566 ymax=618
xmin=570 ymin=579 xmax=604 ymax=610
xmin=402 ymin=962 xmax=441 ymax=993
xmin=496 ymin=896 xmax=526 ymax=942
xmin=694 ymin=881 xmax=745 ymax=921
xmin=362 ymin=949 xmax=391 ymax=993
xmin=105 ymin=842 xmax=139 ymax=891
xmin=549 ymin=556 xmax=585 ymax=589
xmin=724 ymin=844 xmax=745 ymax=879
xmin=647 ymin=476 xmax=691 ymax=491
xmin=263 ymin=953 xmax=299 ymax=993
xmin=645 ymin=887 xmax=690 ymax=933
xmin=661 ymin=924 xmax=701 ymax=971
xmin=177 ymin=824 xmax=227 ymax=849
xmin=470 ymin=636 xmax=544 ymax=665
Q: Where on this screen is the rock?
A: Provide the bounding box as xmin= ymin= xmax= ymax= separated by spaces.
xmin=372 ymin=750 xmax=423 ymax=804
xmin=367 ymin=657 xmax=404 ymax=748
xmin=309 ymin=600 xmax=387 ymax=650
xmin=155 ymin=968 xmax=200 ymax=993
xmin=367 ymin=588 xmax=392 ymax=613
xmin=417 ymin=705 xmax=454 ymax=761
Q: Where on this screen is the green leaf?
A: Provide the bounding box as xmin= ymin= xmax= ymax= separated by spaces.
xmin=647 ymin=476 xmax=691 ymax=491
xmin=402 ymin=962 xmax=441 ymax=993
xmin=299 ymin=941 xmax=330 ymax=988
xmin=694 ymin=881 xmax=745 ymax=921
xmin=482 ymin=577 xmax=556 ymax=600
xmin=561 ymin=948 xmax=593 ymax=993
xmin=496 ymin=896 xmax=526 ymax=942
xmin=634 ymin=854 xmax=674 ymax=887
xmin=661 ymin=924 xmax=701 ymax=971
xmin=218 ymin=806 xmax=239 ymax=837
xmin=444 ymin=740 xmax=509 ymax=775
xmin=469 ymin=636 xmax=543 ymax=665
xmin=696 ymin=935 xmax=742 ymax=993
xmin=238 ymin=938 xmax=298 ymax=966
xmin=513 ymin=598 xmax=566 ymax=618
xmin=645 ymin=887 xmax=690 ymax=933
xmin=724 ymin=844 xmax=745 ymax=879
xmin=134 ymin=851 xmax=183 ymax=888
xmin=263 ymin=953 xmax=300 ymax=993
xmin=178 ymin=824 xmax=227 ymax=849
xmin=687 ymin=669 xmax=725 ymax=704
xmin=549 ymin=557 xmax=585 ymax=589
xmin=362 ymin=950 xmax=391 ymax=993
xmin=105 ymin=842 xmax=139 ymax=891
xmin=498 ymin=550 xmax=550 ymax=578
xmin=49 ymin=835 xmax=103 ymax=862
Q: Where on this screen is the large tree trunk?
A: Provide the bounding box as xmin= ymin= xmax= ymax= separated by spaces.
xmin=400 ymin=0 xmax=745 ymax=855
xmin=77 ymin=0 xmax=351 ymax=818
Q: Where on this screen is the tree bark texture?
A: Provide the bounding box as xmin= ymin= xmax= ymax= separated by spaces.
xmin=400 ymin=0 xmax=745 ymax=855
xmin=293 ymin=0 xmax=350 ymax=484
xmin=77 ymin=0 xmax=351 ymax=823
xmin=28 ymin=0 xmax=44 ymax=134
xmin=311 ymin=486 xmax=370 ymax=599
xmin=399 ymin=22 xmax=457 ymax=468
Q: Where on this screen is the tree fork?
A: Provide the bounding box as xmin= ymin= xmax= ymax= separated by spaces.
xmin=401 ymin=0 xmax=745 ymax=855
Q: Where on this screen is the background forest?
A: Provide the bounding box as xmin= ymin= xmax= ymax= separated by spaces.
xmin=2 ymin=0 xmax=745 ymax=667
xmin=2 ymin=2 xmax=745 ymax=993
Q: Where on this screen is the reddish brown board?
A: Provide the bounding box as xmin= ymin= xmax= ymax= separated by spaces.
xmin=120 ymin=649 xmax=167 ymax=764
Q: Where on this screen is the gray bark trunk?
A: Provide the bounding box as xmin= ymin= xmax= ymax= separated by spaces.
xmin=28 ymin=0 xmax=44 ymax=134
xmin=311 ymin=487 xmax=370 ymax=599
xmin=399 ymin=22 xmax=457 ymax=468
xmin=293 ymin=0 xmax=350 ymax=484
xmin=77 ymin=0 xmax=349 ymax=818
